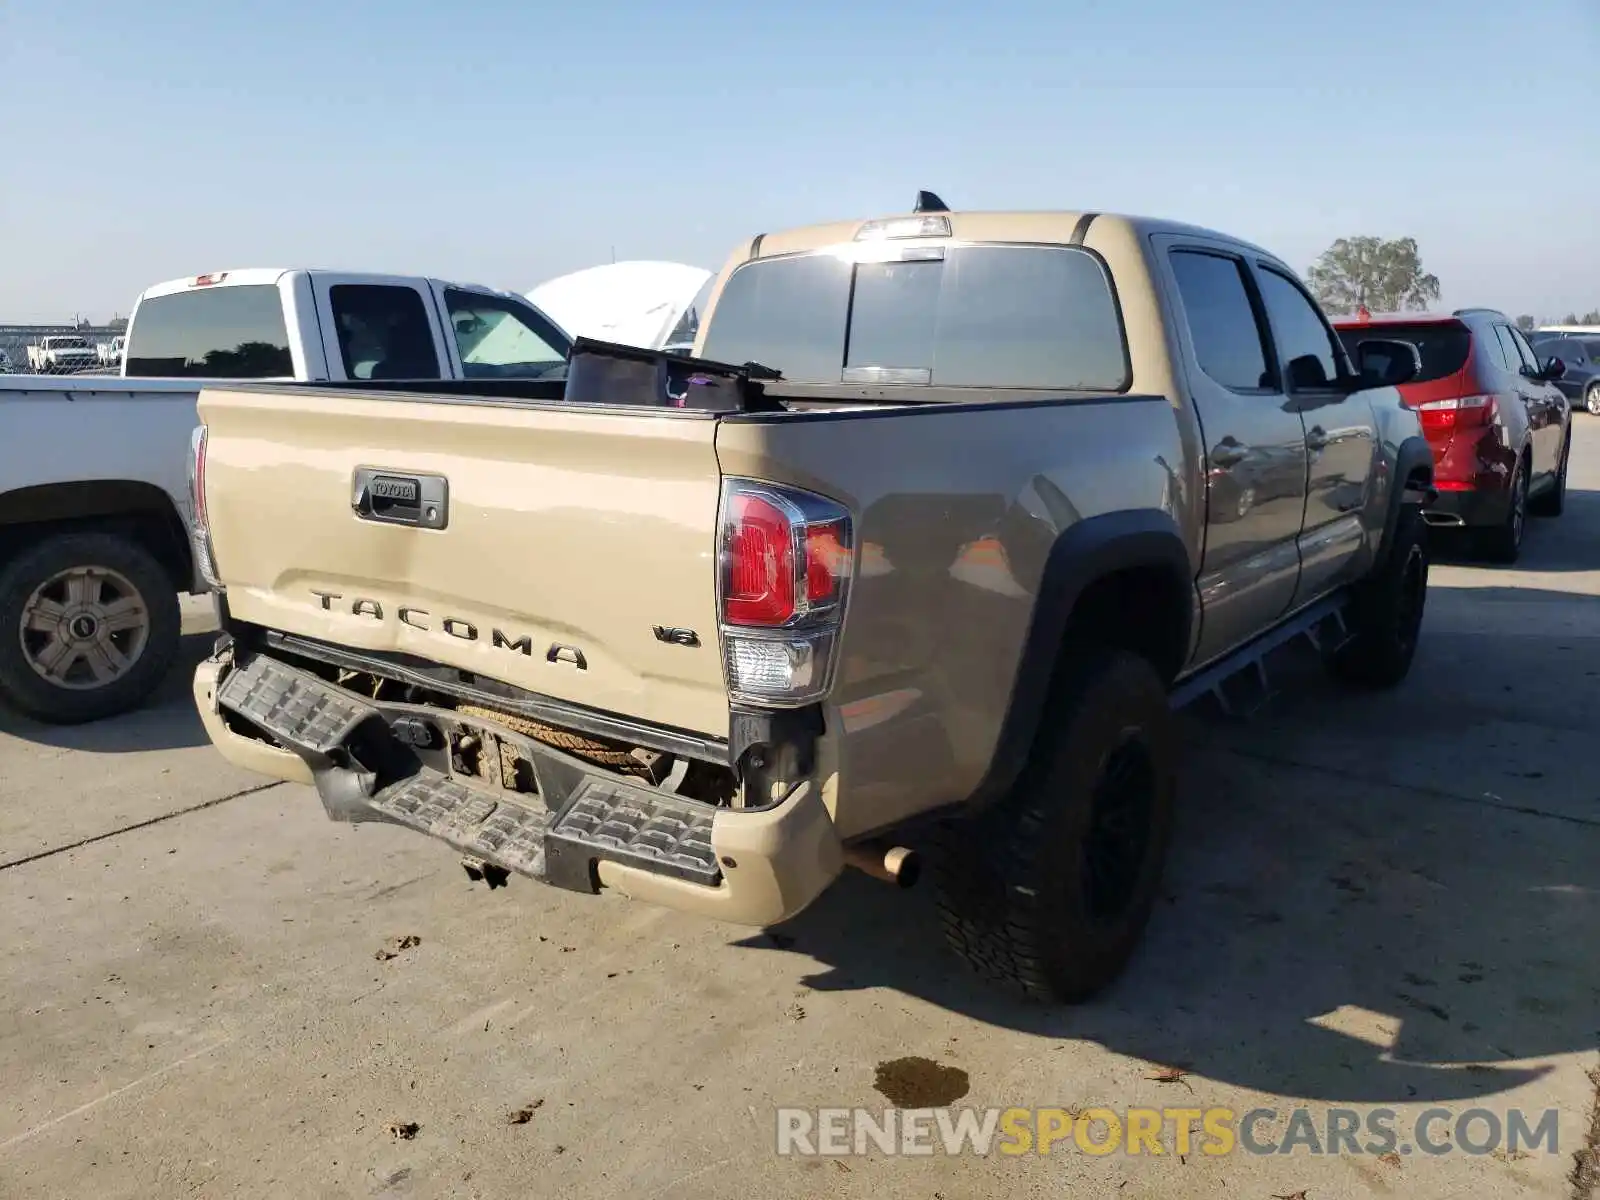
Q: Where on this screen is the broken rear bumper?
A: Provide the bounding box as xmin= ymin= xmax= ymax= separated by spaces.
xmin=192 ymin=651 xmax=843 ymax=927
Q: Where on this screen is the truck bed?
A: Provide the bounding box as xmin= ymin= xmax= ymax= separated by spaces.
xmin=196 ymin=346 xmax=1185 ymax=834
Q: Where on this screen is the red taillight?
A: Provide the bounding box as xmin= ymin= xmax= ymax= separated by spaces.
xmin=724 ymin=492 xmax=796 ymax=626
xmin=804 ymin=519 xmax=849 ymax=605
xmin=1414 ymin=394 xmax=1496 ymax=435
xmin=722 ymin=491 xmax=852 ymax=628
xmin=718 ymin=480 xmax=854 ymax=705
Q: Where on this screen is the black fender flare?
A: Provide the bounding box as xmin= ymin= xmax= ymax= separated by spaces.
xmin=1375 ymin=434 xmax=1435 ymax=570
xmin=963 ymin=509 xmax=1194 ymax=814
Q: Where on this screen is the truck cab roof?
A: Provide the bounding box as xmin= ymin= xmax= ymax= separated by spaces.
xmin=136 ymin=269 xmax=534 ymax=307
xmin=724 ymin=208 xmax=1279 ymax=264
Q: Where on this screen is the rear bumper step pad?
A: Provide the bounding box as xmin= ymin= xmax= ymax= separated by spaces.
xmin=217 ymin=652 xmax=376 ymax=755
xmin=216 ymin=653 xmax=721 ymax=891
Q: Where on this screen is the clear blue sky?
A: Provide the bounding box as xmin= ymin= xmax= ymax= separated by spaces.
xmin=2 ymin=0 xmax=1596 ymax=323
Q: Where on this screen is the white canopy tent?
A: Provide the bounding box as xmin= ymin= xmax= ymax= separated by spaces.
xmin=527 ymin=261 xmax=713 ymax=353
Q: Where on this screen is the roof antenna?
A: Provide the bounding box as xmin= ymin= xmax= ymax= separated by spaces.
xmin=913 ymin=190 xmax=949 ymax=214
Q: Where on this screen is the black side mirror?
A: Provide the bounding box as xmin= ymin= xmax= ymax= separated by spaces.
xmin=1355 ymin=338 xmax=1421 ymax=388
xmin=1542 ymin=356 xmax=1567 ymax=382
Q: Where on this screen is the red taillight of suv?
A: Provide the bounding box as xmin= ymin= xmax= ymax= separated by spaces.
xmin=1413 ymin=393 xmax=1497 ymax=436
xmin=718 ymin=479 xmax=854 ymax=705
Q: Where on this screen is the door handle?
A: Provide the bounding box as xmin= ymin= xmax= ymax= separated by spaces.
xmin=1305 ymin=426 xmax=1329 ymax=451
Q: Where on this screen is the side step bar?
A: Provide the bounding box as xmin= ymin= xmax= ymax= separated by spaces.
xmin=1167 ymin=592 xmax=1350 ymax=716
xmin=216 ymin=654 xmax=722 ymax=892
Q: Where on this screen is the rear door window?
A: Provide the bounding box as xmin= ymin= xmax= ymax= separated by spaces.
xmin=1334 ymin=322 xmax=1470 ymax=384
xmin=124 ymin=284 xmax=294 ymax=378
xmin=1167 ymin=250 xmax=1274 ymax=392
xmin=328 ymin=284 xmax=441 ymax=380
xmin=701 ymin=245 xmax=1128 ymax=390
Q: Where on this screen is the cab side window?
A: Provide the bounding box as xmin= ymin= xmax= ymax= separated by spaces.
xmin=443 ymin=290 xmax=568 ymax=379
xmin=1255 ymin=267 xmax=1343 ymax=391
xmin=329 ymin=284 xmax=441 ymax=380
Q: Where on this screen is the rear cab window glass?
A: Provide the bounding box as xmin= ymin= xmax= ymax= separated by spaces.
xmin=1335 ymin=322 xmax=1470 ymax=385
xmin=699 ymin=254 xmax=851 ymax=382
xmin=329 ymin=284 xmax=440 ymax=380
xmin=443 ymin=289 xmax=569 ymax=380
xmin=701 ymin=244 xmax=1128 ymax=391
xmin=1167 ymin=250 xmax=1274 ymax=391
xmin=125 ymin=284 xmax=294 ymax=377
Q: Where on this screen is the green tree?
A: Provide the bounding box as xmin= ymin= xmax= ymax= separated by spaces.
xmin=1516 ymin=315 xmax=1536 ymax=332
xmin=1306 ymin=235 xmax=1442 ymax=314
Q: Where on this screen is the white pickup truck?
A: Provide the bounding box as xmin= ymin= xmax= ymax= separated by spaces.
xmin=26 ymin=335 xmax=101 ymax=373
xmin=0 ymin=268 xmax=579 ymax=725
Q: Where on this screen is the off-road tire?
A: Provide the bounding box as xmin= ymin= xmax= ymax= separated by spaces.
xmin=1528 ymin=431 xmax=1570 ymax=518
xmin=933 ymin=647 xmax=1176 ymax=1004
xmin=1473 ymin=458 xmax=1529 ymax=564
xmin=0 ymin=532 xmax=181 ymax=724
xmin=1328 ymin=505 xmax=1429 ymax=689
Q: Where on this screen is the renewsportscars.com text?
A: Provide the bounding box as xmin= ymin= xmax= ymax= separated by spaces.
xmin=775 ymin=1105 xmax=1562 ymax=1159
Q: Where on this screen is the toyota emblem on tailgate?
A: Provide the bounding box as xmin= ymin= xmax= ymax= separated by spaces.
xmin=370 ymin=476 xmax=420 ymax=502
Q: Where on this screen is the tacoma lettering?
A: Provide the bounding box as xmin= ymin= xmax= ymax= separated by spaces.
xmin=310 ymin=591 xmax=584 ymax=669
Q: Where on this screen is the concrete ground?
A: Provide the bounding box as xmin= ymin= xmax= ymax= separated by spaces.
xmin=2 ymin=427 xmax=1597 ymax=1200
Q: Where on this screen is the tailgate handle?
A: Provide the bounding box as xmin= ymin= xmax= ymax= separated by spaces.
xmin=352 ymin=468 xmax=449 ymax=530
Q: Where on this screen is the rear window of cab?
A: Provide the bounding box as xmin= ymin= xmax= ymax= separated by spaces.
xmin=700 ymin=244 xmax=1129 ymax=391
xmin=125 ymin=284 xmax=294 ymax=378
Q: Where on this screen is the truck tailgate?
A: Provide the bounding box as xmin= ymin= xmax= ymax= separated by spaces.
xmin=196 ymin=386 xmax=730 ymax=737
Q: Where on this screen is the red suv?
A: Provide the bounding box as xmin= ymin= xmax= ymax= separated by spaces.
xmin=1333 ymin=308 xmax=1571 ymax=563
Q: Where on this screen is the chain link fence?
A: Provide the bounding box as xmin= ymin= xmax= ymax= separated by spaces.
xmin=0 ymin=325 xmax=126 ymax=376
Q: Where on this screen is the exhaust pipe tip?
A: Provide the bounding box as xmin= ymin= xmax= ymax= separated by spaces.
xmin=884 ymin=845 xmax=921 ymax=889
xmin=844 ymin=841 xmax=921 ymax=889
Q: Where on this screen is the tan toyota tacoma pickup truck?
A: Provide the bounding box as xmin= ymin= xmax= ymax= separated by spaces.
xmin=188 ymin=196 xmax=1436 ymax=1003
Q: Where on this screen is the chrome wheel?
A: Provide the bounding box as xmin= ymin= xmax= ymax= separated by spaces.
xmin=1586 ymin=384 xmax=1600 ymax=417
xmin=19 ymin=566 xmax=151 ymax=690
